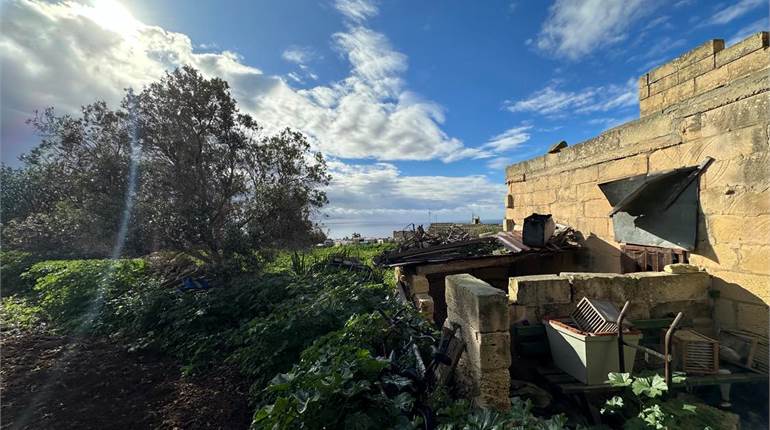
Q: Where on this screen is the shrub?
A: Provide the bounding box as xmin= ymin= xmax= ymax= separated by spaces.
xmin=0 ymin=250 xmax=39 ymax=295
xmin=22 ymin=259 xmax=152 ymax=332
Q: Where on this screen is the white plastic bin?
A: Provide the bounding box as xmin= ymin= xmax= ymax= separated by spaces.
xmin=544 ymin=318 xmax=641 ymax=385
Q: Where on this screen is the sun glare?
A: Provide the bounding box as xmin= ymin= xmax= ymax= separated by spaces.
xmin=77 ymin=0 xmax=140 ymax=37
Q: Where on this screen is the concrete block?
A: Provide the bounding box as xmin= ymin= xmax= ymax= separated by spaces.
xmin=445 ymin=274 xmax=509 ymax=333
xmin=627 ymin=272 xmax=710 ymax=302
xmin=508 ymin=274 xmax=571 ymax=305
xmin=716 ymin=32 xmax=769 ymax=68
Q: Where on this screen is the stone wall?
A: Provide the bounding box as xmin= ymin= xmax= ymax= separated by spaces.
xmin=508 ymin=269 xmax=712 ymax=332
xmin=503 ymin=33 xmax=769 ymax=338
xmin=445 ymin=274 xmax=511 ymax=410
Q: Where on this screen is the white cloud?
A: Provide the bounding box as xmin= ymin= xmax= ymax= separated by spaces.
xmin=334 ymin=0 xmax=378 ymax=24
xmin=486 ymin=157 xmax=513 ymax=171
xmin=1 ymin=0 xmax=485 ymax=164
xmin=504 ymin=79 xmax=636 ymax=116
xmin=323 ymin=160 xmax=505 ymax=224
xmin=536 ymin=0 xmax=656 ymax=60
xmin=1 ymin=0 xmax=507 ymax=231
xmin=710 ymin=0 xmax=764 ymax=25
xmin=482 ymin=126 xmax=532 ymax=152
xmin=281 ymin=46 xmax=317 ymax=65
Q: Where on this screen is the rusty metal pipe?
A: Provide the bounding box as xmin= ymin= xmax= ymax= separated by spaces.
xmin=664 ymin=312 xmax=684 ymax=386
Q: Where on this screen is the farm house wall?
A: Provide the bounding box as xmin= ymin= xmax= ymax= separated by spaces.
xmin=503 ymin=33 xmax=770 ymax=338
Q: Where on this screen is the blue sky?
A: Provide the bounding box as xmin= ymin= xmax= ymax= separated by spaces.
xmin=1 ymin=0 xmax=767 ymax=237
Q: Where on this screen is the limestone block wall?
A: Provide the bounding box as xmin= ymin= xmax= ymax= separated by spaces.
xmin=503 ymin=33 xmax=770 ymax=338
xmin=508 ymin=271 xmax=712 ymax=329
xmin=444 ymin=274 xmax=511 ymax=411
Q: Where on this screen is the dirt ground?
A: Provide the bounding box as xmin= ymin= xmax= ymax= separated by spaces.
xmin=1 ymin=332 xmax=252 ymax=429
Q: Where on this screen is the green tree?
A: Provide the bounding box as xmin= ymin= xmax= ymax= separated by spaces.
xmin=2 ymin=66 xmax=330 ymax=262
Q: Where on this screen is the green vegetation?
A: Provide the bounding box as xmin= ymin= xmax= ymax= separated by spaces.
xmin=603 ymin=372 xmax=732 ymax=430
xmin=1 ymin=244 xmax=575 ymax=429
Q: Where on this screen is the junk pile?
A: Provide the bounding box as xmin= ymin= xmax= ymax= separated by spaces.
xmin=544 ymin=298 xmax=642 ymax=385
xmin=375 ymin=217 xmax=578 ymax=267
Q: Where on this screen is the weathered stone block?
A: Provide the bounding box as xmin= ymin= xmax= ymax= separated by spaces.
xmin=739 ymin=245 xmax=770 ymax=275
xmin=726 ymin=47 xmax=770 ymax=81
xmin=650 ymin=73 xmax=679 ymax=95
xmin=694 ymin=61 xmax=730 ymax=93
xmin=461 ymin=330 xmax=512 ymax=370
xmin=649 ymin=300 xmax=711 ymax=319
xmin=453 ymin=348 xmax=511 ymax=410
xmin=445 ymin=274 xmax=508 ymax=333
xmin=689 ymin=243 xmax=739 ymax=270
xmin=716 ymin=32 xmax=769 ymax=68
xmin=576 ymin=217 xmax=610 ymax=238
xmin=627 ymin=271 xmax=710 ymax=303
xmin=678 ymin=55 xmax=715 ymax=82
xmin=709 ymin=214 xmax=770 ymax=245
xmin=664 ymin=263 xmax=702 ymax=274
xmin=573 ymin=165 xmax=598 ymax=184
xmin=710 ymin=269 xmax=770 ymax=305
xmin=508 ymin=274 xmax=571 ymax=305
xmin=583 ymin=198 xmax=612 ymax=218
xmin=598 ymin=154 xmax=647 ymax=181
xmin=640 ymin=91 xmax=666 ymax=115
xmin=576 ymin=182 xmax=604 ymax=200
xmin=713 ymin=298 xmax=737 ymax=328
xmin=638 ymin=74 xmax=650 ymax=100
xmin=700 ymin=186 xmax=770 ymax=216
xmin=736 ymin=302 xmax=769 ymax=337
xmin=408 ymin=274 xmax=430 ymax=294
xmin=648 ymin=39 xmax=724 ymax=83
xmin=562 ymin=272 xmax=634 ymax=304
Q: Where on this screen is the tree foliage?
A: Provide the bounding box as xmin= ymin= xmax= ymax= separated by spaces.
xmin=1 ymin=66 xmax=329 ymax=261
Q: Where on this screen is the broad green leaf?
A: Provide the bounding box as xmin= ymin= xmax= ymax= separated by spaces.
xmin=607 ymin=372 xmax=633 ymax=387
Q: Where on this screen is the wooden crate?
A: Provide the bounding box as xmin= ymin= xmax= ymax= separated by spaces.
xmin=670 ymin=329 xmax=719 ymax=375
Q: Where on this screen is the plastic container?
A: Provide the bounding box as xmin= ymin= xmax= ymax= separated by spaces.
xmin=544 ymin=318 xmax=642 ymax=385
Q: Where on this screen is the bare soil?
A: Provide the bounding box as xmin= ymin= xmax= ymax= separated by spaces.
xmin=1 ymin=332 xmax=251 ymax=429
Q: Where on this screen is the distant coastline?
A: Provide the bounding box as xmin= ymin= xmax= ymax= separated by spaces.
xmin=318 ymin=219 xmax=502 ymax=239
